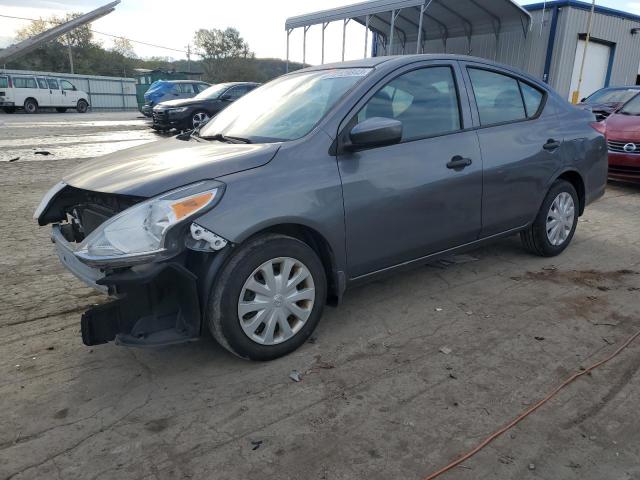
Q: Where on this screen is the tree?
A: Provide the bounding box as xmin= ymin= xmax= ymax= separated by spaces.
xmin=111 ymin=37 xmax=136 ymax=59
xmin=193 ymin=28 xmax=256 ymax=82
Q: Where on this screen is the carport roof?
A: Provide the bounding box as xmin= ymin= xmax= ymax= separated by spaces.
xmin=285 ymin=0 xmax=532 ymax=42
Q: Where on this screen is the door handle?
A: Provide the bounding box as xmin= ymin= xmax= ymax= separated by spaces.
xmin=543 ymin=139 xmax=561 ymax=151
xmin=446 ymin=155 xmax=472 ymax=170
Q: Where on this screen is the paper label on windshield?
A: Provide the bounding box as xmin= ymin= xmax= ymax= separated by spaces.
xmin=318 ymin=68 xmax=371 ymax=79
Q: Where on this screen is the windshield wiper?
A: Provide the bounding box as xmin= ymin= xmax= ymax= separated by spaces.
xmin=200 ymin=133 xmax=252 ymax=144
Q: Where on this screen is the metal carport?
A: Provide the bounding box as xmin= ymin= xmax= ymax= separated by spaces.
xmin=284 ymin=0 xmax=531 ymax=69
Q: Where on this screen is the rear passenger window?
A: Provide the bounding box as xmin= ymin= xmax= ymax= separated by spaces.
xmin=47 ymin=79 xmax=59 ymax=90
xmin=37 ymin=78 xmax=48 ymax=89
xmin=520 ymin=82 xmax=544 ymax=117
xmin=468 ymin=68 xmax=526 ymax=126
xmin=178 ymin=83 xmax=195 ymax=94
xmin=14 ymin=77 xmax=37 ymax=89
xmin=357 ymin=66 xmax=461 ymax=141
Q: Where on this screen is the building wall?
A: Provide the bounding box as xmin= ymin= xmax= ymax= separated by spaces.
xmin=1 ymin=69 xmax=138 ymax=110
xmin=551 ymin=6 xmax=640 ymax=97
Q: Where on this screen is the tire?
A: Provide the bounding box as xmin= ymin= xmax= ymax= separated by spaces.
xmin=24 ymin=98 xmax=38 ymax=114
xmin=56 ymin=107 xmax=67 ymax=113
xmin=191 ymin=110 xmax=210 ymax=129
xmin=520 ymin=179 xmax=579 ymax=257
xmin=76 ymin=99 xmax=88 ymax=113
xmin=207 ymin=234 xmax=327 ymax=361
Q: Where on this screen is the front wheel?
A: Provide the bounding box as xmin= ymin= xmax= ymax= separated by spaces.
xmin=76 ymin=99 xmax=88 ymax=113
xmin=191 ymin=110 xmax=210 ymax=129
xmin=520 ymin=179 xmax=579 ymax=257
xmin=207 ymin=234 xmax=327 ymax=360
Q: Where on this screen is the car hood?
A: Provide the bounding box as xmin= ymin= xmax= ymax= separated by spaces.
xmin=63 ymin=138 xmax=280 ymax=197
xmin=605 ymin=113 xmax=640 ymax=140
xmin=156 ymin=98 xmax=205 ymax=109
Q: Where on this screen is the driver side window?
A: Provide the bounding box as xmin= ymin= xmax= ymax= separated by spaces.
xmin=357 ymin=66 xmax=461 ymax=141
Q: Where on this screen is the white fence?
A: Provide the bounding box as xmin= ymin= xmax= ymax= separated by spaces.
xmin=1 ymin=69 xmax=137 ymax=110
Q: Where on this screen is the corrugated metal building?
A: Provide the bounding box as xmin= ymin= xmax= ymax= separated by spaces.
xmin=0 ymin=69 xmax=137 ymax=110
xmin=286 ymin=0 xmax=640 ymax=100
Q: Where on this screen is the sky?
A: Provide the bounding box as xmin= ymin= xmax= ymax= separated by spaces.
xmin=1 ymin=0 xmax=640 ymax=66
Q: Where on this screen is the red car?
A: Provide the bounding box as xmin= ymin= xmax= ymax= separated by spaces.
xmin=603 ymin=94 xmax=640 ymax=184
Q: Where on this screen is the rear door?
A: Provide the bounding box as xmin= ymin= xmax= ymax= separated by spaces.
xmin=460 ymin=62 xmax=561 ymax=237
xmin=337 ymin=61 xmax=483 ymax=277
xmin=12 ymin=76 xmax=39 ymax=107
xmin=0 ymin=75 xmax=10 ymax=105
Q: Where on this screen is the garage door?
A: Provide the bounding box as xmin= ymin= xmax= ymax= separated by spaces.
xmin=569 ymin=39 xmax=611 ymax=101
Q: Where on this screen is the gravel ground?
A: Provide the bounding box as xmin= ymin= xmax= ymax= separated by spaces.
xmin=1 ymin=112 xmax=639 ymax=480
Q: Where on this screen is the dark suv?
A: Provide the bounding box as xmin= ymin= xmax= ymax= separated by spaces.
xmin=35 ymin=55 xmax=607 ymax=360
xmin=152 ymin=82 xmax=259 ymax=131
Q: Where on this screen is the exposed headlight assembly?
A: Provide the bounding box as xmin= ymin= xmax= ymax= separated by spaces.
xmin=74 ymin=181 xmax=224 ymax=267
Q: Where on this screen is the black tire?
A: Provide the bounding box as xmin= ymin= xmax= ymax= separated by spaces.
xmin=520 ymin=179 xmax=579 ymax=257
xmin=56 ymin=107 xmax=67 ymax=113
xmin=24 ymin=98 xmax=38 ymax=114
xmin=76 ymin=99 xmax=88 ymax=113
xmin=207 ymin=234 xmax=327 ymax=361
xmin=2 ymin=107 xmax=16 ymax=113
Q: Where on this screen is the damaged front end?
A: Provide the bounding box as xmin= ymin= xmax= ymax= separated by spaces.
xmin=35 ymin=181 xmax=229 ymax=347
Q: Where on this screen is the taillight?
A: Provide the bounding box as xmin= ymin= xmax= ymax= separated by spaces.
xmin=590 ymin=121 xmax=606 ymax=136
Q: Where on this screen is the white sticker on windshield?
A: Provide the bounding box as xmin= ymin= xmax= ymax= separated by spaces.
xmin=318 ymin=68 xmax=371 ymax=79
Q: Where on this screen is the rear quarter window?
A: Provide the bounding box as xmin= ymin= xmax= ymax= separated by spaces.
xmin=520 ymin=82 xmax=544 ymax=117
xmin=14 ymin=77 xmax=37 ymax=89
xmin=0 ymin=76 xmax=8 ymax=88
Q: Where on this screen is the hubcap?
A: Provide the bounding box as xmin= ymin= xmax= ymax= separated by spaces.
xmin=546 ymin=192 xmax=575 ymax=246
xmin=192 ymin=112 xmax=210 ymax=128
xmin=238 ymin=257 xmax=315 ymax=345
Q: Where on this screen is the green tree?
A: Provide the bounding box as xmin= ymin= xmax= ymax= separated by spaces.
xmin=193 ymin=28 xmax=256 ymax=82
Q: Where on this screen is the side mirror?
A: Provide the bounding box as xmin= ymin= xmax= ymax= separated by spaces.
xmin=73 ymin=86 xmax=77 ymax=91
xmin=347 ymin=117 xmax=402 ymax=150
xmin=580 ymin=97 xmax=586 ymax=103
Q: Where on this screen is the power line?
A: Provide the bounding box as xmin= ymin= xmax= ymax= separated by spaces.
xmin=0 ymin=13 xmax=189 ymax=55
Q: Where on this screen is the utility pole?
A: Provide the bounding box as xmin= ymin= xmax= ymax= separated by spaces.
xmin=186 ymin=44 xmax=191 ymax=72
xmin=67 ymin=43 xmax=74 ymax=74
xmin=572 ymin=0 xmax=596 ymax=104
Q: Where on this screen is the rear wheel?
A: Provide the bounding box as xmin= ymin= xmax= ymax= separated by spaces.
xmin=520 ymin=179 xmax=579 ymax=257
xmin=56 ymin=107 xmax=67 ymax=113
xmin=24 ymin=98 xmax=38 ymax=114
xmin=76 ymin=99 xmax=88 ymax=113
xmin=207 ymin=234 xmax=326 ymax=360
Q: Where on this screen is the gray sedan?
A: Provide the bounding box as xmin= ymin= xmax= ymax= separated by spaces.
xmin=35 ymin=54 xmax=607 ymax=360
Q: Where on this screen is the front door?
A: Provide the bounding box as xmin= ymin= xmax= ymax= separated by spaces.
xmin=337 ymin=63 xmax=483 ymax=278
xmin=60 ymin=80 xmax=79 ymax=107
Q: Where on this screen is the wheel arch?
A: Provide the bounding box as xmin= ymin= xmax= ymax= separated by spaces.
xmin=243 ymin=223 xmax=344 ymax=305
xmin=555 ymin=169 xmax=586 ymax=216
xmin=24 ymin=97 xmax=38 ymax=106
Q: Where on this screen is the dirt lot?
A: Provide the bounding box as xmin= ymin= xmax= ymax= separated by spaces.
xmin=1 ymin=112 xmax=640 ymax=480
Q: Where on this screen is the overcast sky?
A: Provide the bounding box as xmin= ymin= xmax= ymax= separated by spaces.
xmin=1 ymin=0 xmax=639 ymax=65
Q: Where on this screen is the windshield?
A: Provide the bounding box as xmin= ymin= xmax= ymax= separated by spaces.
xmin=585 ymin=88 xmax=639 ymax=104
xmin=195 ymin=84 xmax=228 ymax=100
xmin=620 ymin=94 xmax=640 ymax=115
xmin=199 ymin=68 xmax=371 ymax=142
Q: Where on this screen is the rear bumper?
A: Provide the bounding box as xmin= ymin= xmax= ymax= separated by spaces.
xmin=608 ymin=151 xmax=640 ymax=184
xmin=0 ymin=101 xmax=15 ymax=107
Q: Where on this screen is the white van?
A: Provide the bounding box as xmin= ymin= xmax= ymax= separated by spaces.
xmin=0 ymin=74 xmax=90 ymax=113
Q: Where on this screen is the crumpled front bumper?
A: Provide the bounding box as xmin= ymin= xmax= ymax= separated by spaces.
xmin=51 ymin=224 xmax=205 ymax=347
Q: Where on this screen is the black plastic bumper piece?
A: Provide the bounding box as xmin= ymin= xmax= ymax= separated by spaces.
xmin=81 ymin=262 xmax=201 ymax=347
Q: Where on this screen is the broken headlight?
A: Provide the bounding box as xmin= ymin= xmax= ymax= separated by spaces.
xmin=74 ymin=181 xmax=224 ymax=267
